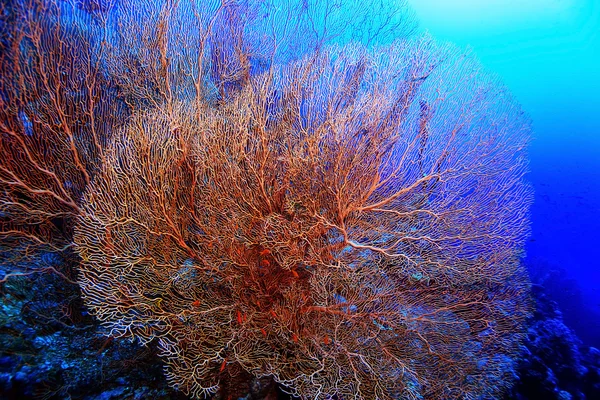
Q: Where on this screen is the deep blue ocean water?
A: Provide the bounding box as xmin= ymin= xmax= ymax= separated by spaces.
xmin=410 ymin=0 xmax=600 ymax=348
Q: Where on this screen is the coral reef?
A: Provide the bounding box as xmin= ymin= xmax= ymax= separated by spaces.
xmin=3 ymin=255 xmax=600 ymax=399
xmin=1 ymin=0 xmax=533 ymax=398
xmin=506 ymin=283 xmax=600 ymax=399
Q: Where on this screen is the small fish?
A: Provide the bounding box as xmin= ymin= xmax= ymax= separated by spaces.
xmin=219 ymin=358 xmax=227 ymax=373
xmin=292 ymin=333 xmax=298 ymax=343
xmin=261 ymin=328 xmax=267 ymax=337
xmin=261 ymin=259 xmax=271 ymax=267
xmin=236 ymin=310 xmax=243 ymax=324
xmin=324 ymin=335 xmax=330 ymax=345
xmin=192 ymin=300 xmax=201 ymax=307
xmin=259 ymin=248 xmax=271 ymax=256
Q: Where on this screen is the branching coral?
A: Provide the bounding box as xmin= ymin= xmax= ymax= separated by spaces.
xmin=75 ymin=40 xmax=532 ymax=399
xmin=1 ymin=0 xmax=531 ymax=398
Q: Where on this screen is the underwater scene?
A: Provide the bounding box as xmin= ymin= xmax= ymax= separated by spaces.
xmin=0 ymin=0 xmax=598 ymax=399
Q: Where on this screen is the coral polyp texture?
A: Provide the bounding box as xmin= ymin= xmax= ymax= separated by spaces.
xmin=1 ymin=0 xmax=532 ymax=399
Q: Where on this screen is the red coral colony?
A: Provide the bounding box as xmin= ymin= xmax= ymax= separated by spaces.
xmin=0 ymin=1 xmax=532 ymax=399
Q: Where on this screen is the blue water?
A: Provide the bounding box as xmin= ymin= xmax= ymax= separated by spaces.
xmin=410 ymin=0 xmax=600 ymax=347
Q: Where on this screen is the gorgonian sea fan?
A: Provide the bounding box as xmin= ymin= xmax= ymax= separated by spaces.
xmin=74 ymin=37 xmax=532 ymax=399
